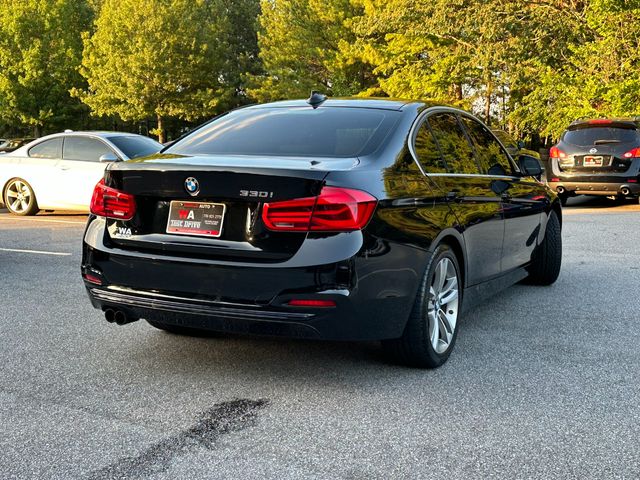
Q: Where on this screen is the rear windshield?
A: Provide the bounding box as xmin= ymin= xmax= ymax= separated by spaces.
xmin=108 ymin=135 xmax=162 ymax=159
xmin=563 ymin=126 xmax=639 ymax=146
xmin=166 ymin=107 xmax=399 ymax=158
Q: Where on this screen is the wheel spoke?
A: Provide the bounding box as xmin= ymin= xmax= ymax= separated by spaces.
xmin=6 ymin=190 xmax=18 ymax=199
xmin=433 ymin=259 xmax=447 ymax=292
xmin=430 ymin=309 xmax=440 ymax=348
xmin=441 ymin=309 xmax=456 ymax=340
xmin=439 ymin=283 xmax=458 ymax=305
xmin=10 ymin=199 xmax=21 ymax=211
xmin=438 ymin=310 xmax=451 ymax=345
xmin=20 ymin=200 xmax=28 ymax=211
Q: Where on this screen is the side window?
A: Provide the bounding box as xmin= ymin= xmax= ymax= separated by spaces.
xmin=414 ymin=121 xmax=448 ymax=173
xmin=63 ymin=137 xmax=114 ymax=162
xmin=460 ymin=116 xmax=514 ymax=176
xmin=28 ymin=138 xmax=62 ymax=159
xmin=426 ymin=113 xmax=479 ymax=174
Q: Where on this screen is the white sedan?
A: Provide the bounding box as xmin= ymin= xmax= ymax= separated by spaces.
xmin=0 ymin=132 xmax=162 ymax=215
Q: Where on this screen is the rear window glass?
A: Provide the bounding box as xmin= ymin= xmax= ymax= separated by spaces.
xmin=28 ymin=138 xmax=62 ymax=159
xmin=166 ymin=108 xmax=399 ymax=158
xmin=108 ymin=136 xmax=162 ymax=159
xmin=563 ymin=127 xmax=638 ymax=146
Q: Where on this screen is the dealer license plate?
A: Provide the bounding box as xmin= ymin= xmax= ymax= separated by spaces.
xmin=583 ymin=156 xmax=603 ymax=167
xmin=166 ymin=201 xmax=226 ymax=238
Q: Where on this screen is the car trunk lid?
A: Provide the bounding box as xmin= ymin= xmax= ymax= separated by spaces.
xmin=101 ymin=154 xmax=358 ymax=262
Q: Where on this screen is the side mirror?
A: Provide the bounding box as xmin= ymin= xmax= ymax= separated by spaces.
xmin=517 ymin=140 xmax=525 ymax=150
xmin=518 ymin=155 xmax=543 ymax=178
xmin=99 ymin=152 xmax=120 ymax=163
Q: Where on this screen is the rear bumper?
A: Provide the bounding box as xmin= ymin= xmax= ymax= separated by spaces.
xmin=547 ymin=179 xmax=640 ymax=196
xmin=82 ymin=218 xmax=425 ymax=341
xmin=86 ymin=285 xmax=325 ymax=339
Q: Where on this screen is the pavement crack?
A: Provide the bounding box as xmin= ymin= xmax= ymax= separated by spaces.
xmin=87 ymin=398 xmax=269 ymax=480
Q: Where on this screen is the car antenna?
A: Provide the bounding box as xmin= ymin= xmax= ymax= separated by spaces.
xmin=307 ymin=91 xmax=327 ymax=109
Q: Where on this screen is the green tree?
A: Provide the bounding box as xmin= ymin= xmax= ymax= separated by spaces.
xmin=249 ymin=0 xmax=375 ymax=101
xmin=513 ymin=0 xmax=640 ymax=139
xmin=0 ymin=0 xmax=92 ymax=136
xmin=344 ymin=0 xmax=534 ymax=123
xmin=77 ymin=0 xmax=259 ymax=143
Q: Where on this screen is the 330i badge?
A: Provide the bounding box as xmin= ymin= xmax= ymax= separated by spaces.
xmin=81 ymin=94 xmax=562 ymax=368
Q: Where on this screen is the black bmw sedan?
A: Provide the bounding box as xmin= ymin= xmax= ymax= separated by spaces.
xmin=81 ymin=96 xmax=562 ymax=368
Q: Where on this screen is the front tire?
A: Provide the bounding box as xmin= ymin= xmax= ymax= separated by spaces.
xmin=383 ymin=244 xmax=462 ymax=368
xmin=527 ymin=210 xmax=562 ymax=285
xmin=3 ymin=178 xmax=39 ymax=216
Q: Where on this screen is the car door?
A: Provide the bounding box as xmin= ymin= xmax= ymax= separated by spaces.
xmin=59 ymin=136 xmax=118 ymax=208
xmin=21 ymin=138 xmax=65 ymax=208
xmin=459 ymin=115 xmax=545 ymax=272
xmin=415 ymin=111 xmax=504 ymax=285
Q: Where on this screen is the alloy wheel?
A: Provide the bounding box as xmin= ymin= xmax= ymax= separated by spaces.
xmin=5 ymin=179 xmax=33 ymax=214
xmin=427 ymin=257 xmax=459 ymax=354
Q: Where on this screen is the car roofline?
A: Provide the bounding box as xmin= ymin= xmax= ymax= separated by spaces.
xmin=568 ymin=119 xmax=640 ymax=130
xmin=244 ymin=97 xmax=432 ymax=112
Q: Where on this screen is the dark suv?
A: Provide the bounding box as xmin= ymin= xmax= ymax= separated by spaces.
xmin=82 ymin=98 xmax=562 ymax=368
xmin=548 ymin=119 xmax=640 ymax=205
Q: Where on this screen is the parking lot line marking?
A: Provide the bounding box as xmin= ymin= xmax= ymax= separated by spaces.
xmin=0 ymin=216 xmax=86 ymax=225
xmin=0 ymin=247 xmax=71 ymax=256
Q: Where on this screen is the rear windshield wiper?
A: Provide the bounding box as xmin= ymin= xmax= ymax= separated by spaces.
xmin=593 ymin=139 xmax=621 ymax=145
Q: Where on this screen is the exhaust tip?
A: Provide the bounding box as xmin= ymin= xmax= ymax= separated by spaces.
xmin=556 ymin=186 xmax=565 ymax=194
xmin=621 ymin=187 xmax=630 ymax=196
xmin=104 ymin=309 xmax=116 ymax=323
xmin=114 ymin=310 xmax=128 ymax=326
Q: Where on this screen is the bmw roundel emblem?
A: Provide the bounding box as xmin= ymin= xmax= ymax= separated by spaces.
xmin=184 ymin=177 xmax=199 ymax=196
xmin=589 ymin=147 xmax=598 ymax=154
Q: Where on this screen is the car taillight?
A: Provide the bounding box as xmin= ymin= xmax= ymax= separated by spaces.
xmin=90 ymin=179 xmax=136 ymax=220
xmin=549 ymin=146 xmax=567 ymax=159
xmin=622 ymin=147 xmax=640 ymax=158
xmin=262 ymin=186 xmax=377 ymax=232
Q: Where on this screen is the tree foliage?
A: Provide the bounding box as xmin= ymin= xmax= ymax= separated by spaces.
xmin=249 ymin=0 xmax=375 ymax=101
xmin=513 ymin=0 xmax=640 ymax=138
xmin=77 ymin=0 xmax=259 ymax=142
xmin=0 ymin=0 xmax=92 ymax=135
xmin=2 ymin=0 xmax=640 ymax=142
xmin=255 ymin=0 xmax=640 ymax=140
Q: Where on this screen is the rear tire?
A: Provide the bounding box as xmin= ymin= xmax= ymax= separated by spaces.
xmin=3 ymin=178 xmax=39 ymax=216
xmin=527 ymin=210 xmax=562 ymax=285
xmin=146 ymin=320 xmax=220 ymax=337
xmin=383 ymin=244 xmax=461 ymax=368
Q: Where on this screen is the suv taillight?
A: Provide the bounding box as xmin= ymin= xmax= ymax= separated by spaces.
xmin=623 ymin=147 xmax=640 ymax=158
xmin=549 ymin=146 xmax=567 ymax=159
xmin=262 ymin=186 xmax=377 ymax=232
xmin=90 ymin=179 xmax=136 ymax=220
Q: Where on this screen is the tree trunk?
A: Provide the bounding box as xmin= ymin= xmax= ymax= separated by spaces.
xmin=484 ymin=81 xmax=492 ymax=126
xmin=455 ymin=83 xmax=463 ymax=101
xmin=156 ymin=114 xmax=165 ymax=143
xmin=34 ymin=124 xmax=42 ymax=138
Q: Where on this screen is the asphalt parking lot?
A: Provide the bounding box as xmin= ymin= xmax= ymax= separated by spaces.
xmin=1 ymin=197 xmax=639 ymax=479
